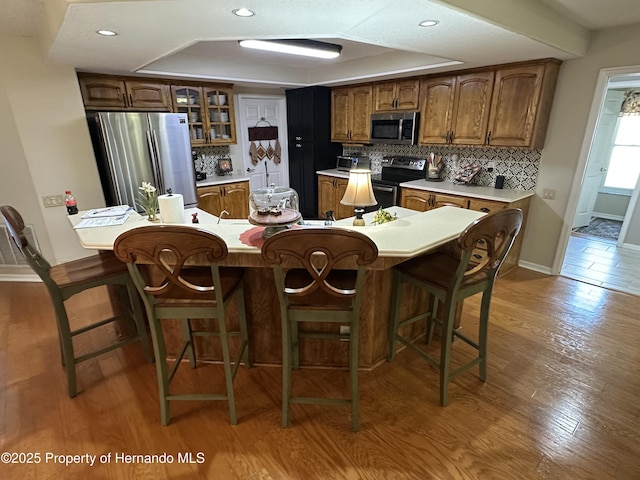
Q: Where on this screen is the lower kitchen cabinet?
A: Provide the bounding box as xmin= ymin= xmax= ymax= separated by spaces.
xmin=197 ymin=181 xmax=249 ymax=219
xmin=317 ymin=175 xmax=353 ymax=220
xmin=400 ymin=186 xmax=530 ymax=275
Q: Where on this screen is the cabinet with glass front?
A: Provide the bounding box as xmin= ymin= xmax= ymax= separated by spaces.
xmin=171 ymin=84 xmax=236 ymax=145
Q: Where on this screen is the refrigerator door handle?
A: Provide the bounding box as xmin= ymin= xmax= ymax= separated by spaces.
xmin=147 ymin=129 xmax=165 ymax=194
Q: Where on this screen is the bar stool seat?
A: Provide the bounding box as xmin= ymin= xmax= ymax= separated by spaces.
xmin=387 ymin=208 xmax=523 ymax=406
xmin=0 ymin=205 xmax=153 ymax=397
xmin=261 ymin=228 xmax=378 ymax=432
xmin=114 ymin=225 xmax=251 ymax=425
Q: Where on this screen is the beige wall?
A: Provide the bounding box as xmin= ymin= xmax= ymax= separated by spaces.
xmin=521 ymin=23 xmax=640 ymax=271
xmin=2 ymin=23 xmax=640 ymax=275
xmin=0 ymin=34 xmax=105 ymax=270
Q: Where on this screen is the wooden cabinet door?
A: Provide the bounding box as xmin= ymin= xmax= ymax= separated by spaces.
xmin=197 ymin=186 xmax=223 ymax=216
xmin=395 ymin=79 xmax=420 ymax=110
xmin=334 ymin=177 xmax=354 ymax=220
xmin=204 ymin=86 xmax=236 ymax=144
xmin=373 ymin=83 xmax=397 ymax=112
xmin=222 ymin=182 xmax=249 ymax=218
xmin=172 ymin=86 xmax=206 ymax=145
xmin=400 ymin=189 xmax=432 ymax=212
xmin=487 ymin=64 xmax=545 ymax=148
xmin=126 ymin=81 xmax=171 ymax=110
xmin=450 ymin=72 xmax=494 ymax=145
xmin=331 ymin=88 xmax=351 ymax=142
xmin=349 ymin=85 xmax=373 ymax=142
xmin=318 ymin=176 xmax=338 ymax=218
xmin=79 ymin=77 xmax=128 ymax=109
xmin=419 ymin=76 xmax=455 ymax=144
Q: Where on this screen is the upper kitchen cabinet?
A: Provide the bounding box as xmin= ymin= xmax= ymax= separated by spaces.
xmin=373 ymin=79 xmax=420 ymax=112
xmin=331 ymin=85 xmax=372 ymax=143
xmin=78 ymin=74 xmax=172 ymax=111
xmin=171 ymin=83 xmax=236 ymax=145
xmin=419 ymin=71 xmax=494 ymax=145
xmin=486 ymin=59 xmax=561 ymax=149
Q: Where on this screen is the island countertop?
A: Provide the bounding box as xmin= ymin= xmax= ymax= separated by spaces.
xmin=69 ymin=206 xmax=484 ymax=263
xmin=68 ymin=205 xmax=484 ymax=367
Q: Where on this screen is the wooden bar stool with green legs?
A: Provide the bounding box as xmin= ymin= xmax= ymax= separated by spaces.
xmin=1 ymin=205 xmax=153 ymax=397
xmin=114 ymin=225 xmax=251 ymax=425
xmin=261 ymin=228 xmax=378 ymax=432
xmin=387 ymin=208 xmax=523 ymax=406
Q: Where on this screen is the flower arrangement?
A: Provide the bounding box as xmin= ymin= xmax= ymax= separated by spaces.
xmin=137 ymin=181 xmax=159 ymax=221
xmin=372 ymin=207 xmax=398 ymax=225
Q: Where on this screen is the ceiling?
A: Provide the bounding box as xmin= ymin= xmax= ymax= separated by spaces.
xmin=3 ymin=0 xmax=640 ymax=89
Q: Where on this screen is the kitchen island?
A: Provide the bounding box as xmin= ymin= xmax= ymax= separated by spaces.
xmin=69 ymin=206 xmax=484 ymax=369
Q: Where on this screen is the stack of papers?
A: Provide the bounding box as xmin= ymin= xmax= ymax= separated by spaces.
xmin=74 ymin=205 xmax=132 ymax=229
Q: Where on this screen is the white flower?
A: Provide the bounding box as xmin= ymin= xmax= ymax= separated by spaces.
xmin=139 ymin=182 xmax=156 ymax=195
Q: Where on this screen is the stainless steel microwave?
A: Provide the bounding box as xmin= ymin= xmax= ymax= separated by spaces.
xmin=336 ymin=155 xmax=370 ymax=171
xmin=370 ymin=112 xmax=419 ymax=145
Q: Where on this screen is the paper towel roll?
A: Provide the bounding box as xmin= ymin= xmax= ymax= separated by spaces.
xmin=158 ymin=193 xmax=184 ymax=223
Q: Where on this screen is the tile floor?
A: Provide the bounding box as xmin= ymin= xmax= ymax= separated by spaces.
xmin=561 ymin=233 xmax=640 ymax=296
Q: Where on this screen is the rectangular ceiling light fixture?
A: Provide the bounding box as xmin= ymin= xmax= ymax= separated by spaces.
xmin=238 ymin=39 xmax=342 ymax=59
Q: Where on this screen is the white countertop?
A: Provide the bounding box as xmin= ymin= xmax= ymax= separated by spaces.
xmin=196 ymin=172 xmax=249 ymax=188
xmin=69 ymin=206 xmax=484 ymax=259
xmin=316 ymin=169 xmax=351 ymax=179
xmin=400 ymin=179 xmax=534 ymax=203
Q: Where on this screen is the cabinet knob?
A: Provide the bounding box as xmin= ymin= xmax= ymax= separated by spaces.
xmin=486 ymin=131 xmax=492 ymax=144
xmin=449 ymin=130 xmax=454 ymax=143
xmin=295 ymin=136 xmax=302 ymax=141
xmin=480 ymin=207 xmax=490 ymax=213
xmin=296 ymin=143 xmax=302 ymax=148
xmin=129 ymin=93 xmax=134 ymax=106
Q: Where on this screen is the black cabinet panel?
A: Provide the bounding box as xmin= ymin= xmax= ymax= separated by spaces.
xmin=286 ymin=87 xmax=341 ymax=219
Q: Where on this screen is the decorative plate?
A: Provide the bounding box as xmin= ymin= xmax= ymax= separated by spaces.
xmin=215 ymin=158 xmax=233 ymax=176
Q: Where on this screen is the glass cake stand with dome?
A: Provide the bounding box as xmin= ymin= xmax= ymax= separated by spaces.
xmin=248 ymin=185 xmax=301 ymax=238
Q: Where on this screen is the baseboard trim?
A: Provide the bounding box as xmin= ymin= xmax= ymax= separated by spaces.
xmin=517 ymin=261 xmax=553 ymax=275
xmin=618 ymin=242 xmax=640 ymax=252
xmin=0 ymin=273 xmax=41 ymax=282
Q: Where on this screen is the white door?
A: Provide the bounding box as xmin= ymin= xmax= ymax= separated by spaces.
xmin=236 ymin=95 xmax=289 ymax=191
xmin=572 ymin=90 xmax=625 ymax=228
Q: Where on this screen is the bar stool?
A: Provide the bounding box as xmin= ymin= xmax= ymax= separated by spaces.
xmin=387 ymin=208 xmax=523 ymax=406
xmin=113 ymin=225 xmax=251 ymax=425
xmin=0 ymin=205 xmax=153 ymax=397
xmin=261 ymin=228 xmax=378 ymax=431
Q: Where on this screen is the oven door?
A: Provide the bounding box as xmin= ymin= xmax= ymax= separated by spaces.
xmin=365 ymin=182 xmax=398 ymax=213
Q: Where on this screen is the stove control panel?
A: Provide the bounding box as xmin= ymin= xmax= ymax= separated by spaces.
xmin=382 ymin=156 xmax=426 ymax=171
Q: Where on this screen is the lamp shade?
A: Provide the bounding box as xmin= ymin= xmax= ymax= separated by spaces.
xmin=340 ymin=169 xmax=377 ymax=207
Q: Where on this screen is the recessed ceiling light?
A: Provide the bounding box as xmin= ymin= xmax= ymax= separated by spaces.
xmin=419 ymin=20 xmax=439 ymax=27
xmin=239 ymin=39 xmax=342 ymax=59
xmin=96 ymin=29 xmax=117 ymax=36
xmin=232 ymin=7 xmax=255 ymax=17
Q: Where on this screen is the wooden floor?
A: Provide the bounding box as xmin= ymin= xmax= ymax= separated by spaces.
xmin=1 ymin=268 xmax=640 ymax=479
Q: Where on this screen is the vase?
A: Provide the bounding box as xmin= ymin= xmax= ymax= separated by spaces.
xmin=147 ymin=213 xmax=159 ymax=222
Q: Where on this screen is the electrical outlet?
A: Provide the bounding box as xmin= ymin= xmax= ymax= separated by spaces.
xmin=42 ymin=195 xmax=64 ymax=208
xmin=486 ymin=161 xmax=495 ymax=171
xmin=543 ymin=189 xmax=556 ymax=200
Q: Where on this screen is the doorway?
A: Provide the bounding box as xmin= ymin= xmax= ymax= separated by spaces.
xmin=235 ymin=94 xmax=289 ymax=191
xmin=558 ymin=65 xmax=640 ymax=295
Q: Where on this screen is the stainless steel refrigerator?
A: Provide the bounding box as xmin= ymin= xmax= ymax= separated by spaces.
xmin=87 ymin=112 xmax=197 ymax=212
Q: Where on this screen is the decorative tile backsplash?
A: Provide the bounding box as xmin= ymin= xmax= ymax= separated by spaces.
xmin=192 ymin=146 xmax=231 ymax=175
xmin=344 ymin=145 xmax=541 ymax=191
xmin=193 ymin=144 xmax=541 ymax=191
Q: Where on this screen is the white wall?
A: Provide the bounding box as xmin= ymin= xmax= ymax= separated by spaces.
xmin=521 ymin=23 xmax=640 ymax=271
xmin=0 ymin=34 xmax=105 ymax=269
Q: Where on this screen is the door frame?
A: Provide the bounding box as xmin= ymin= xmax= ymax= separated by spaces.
xmin=554 ymin=64 xmax=640 ymax=274
xmin=234 ymin=93 xmax=289 ymax=190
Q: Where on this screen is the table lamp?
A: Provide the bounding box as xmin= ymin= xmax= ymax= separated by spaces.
xmin=340 ymin=169 xmax=377 ymax=226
